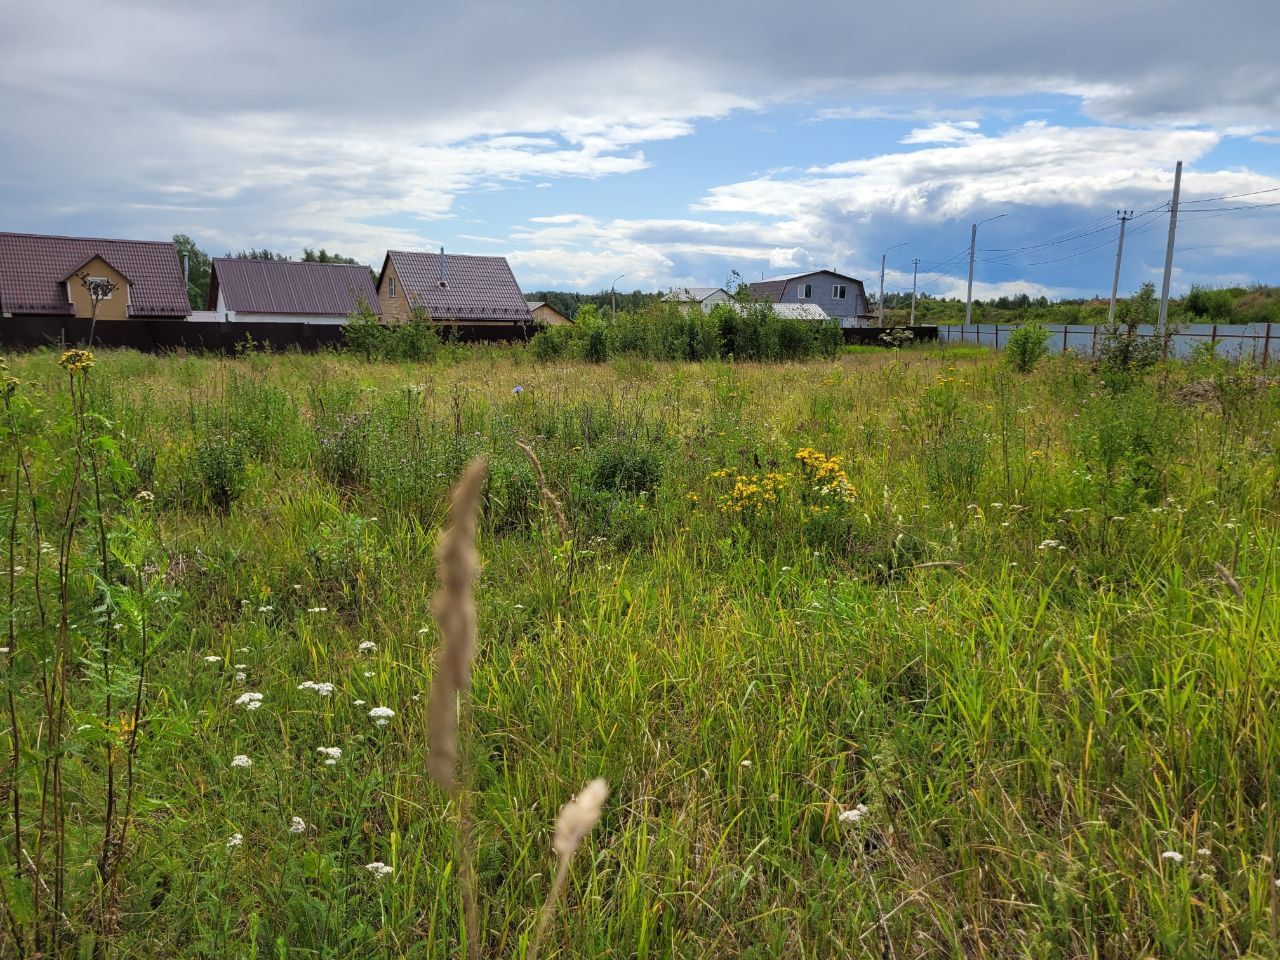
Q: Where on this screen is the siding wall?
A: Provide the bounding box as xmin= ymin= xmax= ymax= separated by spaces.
xmin=65 ymin=256 xmax=130 ymax=321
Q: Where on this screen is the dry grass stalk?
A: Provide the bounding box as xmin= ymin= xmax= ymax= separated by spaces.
xmin=425 ymin=457 xmax=487 ymax=960
xmin=427 ymin=457 xmax=487 ymax=791
xmin=1214 ymin=561 xmax=1244 ymax=601
xmin=527 ymin=779 xmax=609 ymax=960
xmin=516 ymin=439 xmax=569 ymax=542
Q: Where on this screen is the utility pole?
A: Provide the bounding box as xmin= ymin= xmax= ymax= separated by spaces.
xmin=963 ymin=214 xmax=1005 ymax=327
xmin=910 ymin=258 xmax=919 ymax=324
xmin=1107 ymin=210 xmax=1133 ymax=323
xmin=1157 ymin=160 xmax=1182 ymax=347
xmin=611 ymin=273 xmax=625 ymax=318
xmin=879 ymin=242 xmax=906 ymax=326
xmin=878 ymin=253 xmax=886 ymax=326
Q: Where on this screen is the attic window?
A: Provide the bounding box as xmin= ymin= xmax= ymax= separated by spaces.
xmin=833 ymin=284 xmax=847 ymax=300
xmin=87 ymin=277 xmax=114 ymax=300
xmin=799 ymin=283 xmax=812 ymax=300
xmin=388 ymin=276 xmax=396 ymax=297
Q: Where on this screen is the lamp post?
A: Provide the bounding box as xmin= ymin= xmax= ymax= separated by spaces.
xmin=965 ymin=213 xmax=1006 ymax=326
xmin=611 ymin=274 xmax=625 ymax=317
xmin=879 ymin=242 xmax=906 ymax=326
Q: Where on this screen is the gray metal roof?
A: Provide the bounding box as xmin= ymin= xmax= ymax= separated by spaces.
xmin=385 ymin=250 xmax=529 ymax=321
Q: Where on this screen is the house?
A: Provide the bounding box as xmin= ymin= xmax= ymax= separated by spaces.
xmin=0 ymin=231 xmax=190 ymax=324
xmin=207 ymin=258 xmax=379 ymax=324
xmin=747 ymin=270 xmax=871 ymax=327
xmin=662 ymin=286 xmax=731 ymax=314
xmin=526 ymin=301 xmax=571 ymax=326
xmin=376 ymin=249 xmax=532 ymax=340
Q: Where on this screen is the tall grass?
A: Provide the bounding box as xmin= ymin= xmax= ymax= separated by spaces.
xmin=0 ymin=343 xmax=1276 ymax=957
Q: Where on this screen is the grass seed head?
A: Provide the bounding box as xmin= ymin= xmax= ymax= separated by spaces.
xmin=553 ymin=778 xmax=609 ymax=860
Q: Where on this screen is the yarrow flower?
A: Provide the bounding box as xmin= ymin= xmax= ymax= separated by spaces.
xmin=1161 ymin=850 xmax=1185 ymax=864
xmin=368 ymin=706 xmax=395 ymax=726
xmin=230 ymin=754 xmax=252 ymax=769
xmin=358 ymin=641 xmax=377 ymax=653
xmin=135 ymin=490 xmax=155 ymax=503
xmin=234 ymin=692 xmax=264 ymax=711
xmin=289 ymin=816 xmax=306 ymax=834
xmin=839 ymin=803 xmax=870 ymax=824
xmin=203 ymin=655 xmax=221 ymax=663
xmin=298 ymin=681 xmax=336 ymax=696
xmin=316 ymin=746 xmax=343 ymax=765
xmin=365 ymin=861 xmax=393 ymax=878
xmin=307 ymin=606 xmax=327 ymax=613
xmin=226 ymin=832 xmax=244 ymax=849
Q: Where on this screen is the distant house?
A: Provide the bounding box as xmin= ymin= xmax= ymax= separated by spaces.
xmin=206 ymin=258 xmax=379 ymax=324
xmin=0 ymin=231 xmax=190 ymax=325
xmin=375 ymin=249 xmax=532 ymax=339
xmin=662 ymin=286 xmax=731 ymax=314
xmin=526 ymin=301 xmax=571 ymax=326
xmin=747 ymin=270 xmax=871 ymax=327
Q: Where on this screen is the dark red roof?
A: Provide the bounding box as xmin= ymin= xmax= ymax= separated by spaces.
xmin=209 ymin=259 xmax=380 ymax=317
xmin=0 ymin=232 xmax=190 ymax=318
xmin=383 ymin=251 xmax=529 ymax=322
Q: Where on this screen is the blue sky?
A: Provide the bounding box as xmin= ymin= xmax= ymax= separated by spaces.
xmin=2 ymin=0 xmax=1277 ymax=299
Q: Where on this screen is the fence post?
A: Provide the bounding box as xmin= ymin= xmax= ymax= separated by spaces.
xmin=1211 ymin=324 xmax=1217 ymax=349
xmin=995 ymin=324 xmax=1000 ymax=349
xmin=1062 ymin=325 xmax=1068 ymax=355
xmin=1264 ymin=323 xmax=1272 ymax=370
xmin=1091 ymin=324 xmax=1098 ymax=359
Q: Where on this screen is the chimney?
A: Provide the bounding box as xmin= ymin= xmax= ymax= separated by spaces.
xmin=183 ymin=254 xmax=190 ymax=282
xmin=439 ymin=246 xmax=446 ymax=287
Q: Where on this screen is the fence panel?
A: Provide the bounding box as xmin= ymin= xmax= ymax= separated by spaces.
xmin=939 ymin=322 xmax=1273 ymax=366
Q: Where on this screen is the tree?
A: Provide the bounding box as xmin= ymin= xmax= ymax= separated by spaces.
xmin=302 ymin=248 xmax=360 ymax=265
xmin=227 ymin=248 xmax=290 ymax=261
xmin=173 ymin=234 xmax=212 ymax=310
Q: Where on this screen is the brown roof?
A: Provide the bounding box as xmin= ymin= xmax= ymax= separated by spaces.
xmin=383 ymin=250 xmax=529 ymax=322
xmin=0 ymin=231 xmax=190 ymax=318
xmin=209 ymin=258 xmax=380 ymax=316
xmin=748 ymin=269 xmax=865 ymax=304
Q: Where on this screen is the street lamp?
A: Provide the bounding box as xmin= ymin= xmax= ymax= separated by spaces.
xmin=965 ymin=213 xmax=1007 ymax=326
xmin=879 ymin=242 xmax=907 ymax=326
xmin=611 ymin=274 xmax=625 ymax=317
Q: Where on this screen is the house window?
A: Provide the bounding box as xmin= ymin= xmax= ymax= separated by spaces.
xmin=833 ymin=284 xmax=847 ymax=300
xmin=388 ymin=276 xmax=396 ymax=297
xmin=87 ymin=277 xmax=114 ymax=300
xmin=799 ymin=283 xmax=812 ymax=299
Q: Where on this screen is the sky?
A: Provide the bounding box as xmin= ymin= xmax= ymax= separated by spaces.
xmin=1 ymin=0 xmax=1278 ymax=300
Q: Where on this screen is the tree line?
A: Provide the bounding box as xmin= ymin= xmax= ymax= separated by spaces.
xmin=172 ymin=235 xmax=366 ymax=310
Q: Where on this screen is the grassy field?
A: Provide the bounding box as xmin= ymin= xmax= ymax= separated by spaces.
xmin=1 ymin=343 xmax=1278 ymax=958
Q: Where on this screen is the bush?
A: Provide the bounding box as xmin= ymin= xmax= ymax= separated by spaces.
xmin=192 ymin=434 xmax=247 ymax=512
xmin=587 ymin=443 xmax=663 ymax=495
xmin=1004 ymin=323 xmax=1051 ymax=372
xmin=530 ymin=326 xmax=574 ymax=361
xmin=1100 ymin=282 xmax=1161 ymax=378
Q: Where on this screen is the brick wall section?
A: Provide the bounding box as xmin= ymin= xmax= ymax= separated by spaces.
xmin=376 ymin=260 xmax=414 ymax=324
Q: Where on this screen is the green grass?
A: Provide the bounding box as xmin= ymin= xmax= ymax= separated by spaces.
xmin=1 ymin=344 xmax=1278 ymax=958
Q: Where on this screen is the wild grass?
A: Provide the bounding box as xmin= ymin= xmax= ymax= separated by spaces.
xmin=0 ymin=342 xmax=1278 ymax=957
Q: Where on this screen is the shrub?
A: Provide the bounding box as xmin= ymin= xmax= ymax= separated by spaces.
xmin=530 ymin=326 xmax=574 ymax=361
xmin=1099 ymin=282 xmax=1161 ymax=378
xmin=587 ymin=443 xmax=663 ymax=495
xmin=1004 ymin=323 xmax=1051 ymax=372
xmin=192 ymin=433 xmax=247 ymax=511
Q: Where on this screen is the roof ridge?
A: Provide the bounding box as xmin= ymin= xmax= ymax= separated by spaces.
xmin=0 ymin=231 xmax=177 ymax=247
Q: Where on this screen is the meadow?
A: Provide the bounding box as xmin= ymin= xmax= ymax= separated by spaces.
xmin=0 ymin=341 xmax=1277 ymax=958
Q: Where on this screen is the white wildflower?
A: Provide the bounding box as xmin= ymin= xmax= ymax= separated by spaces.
xmin=226 ymin=832 xmax=243 ymax=849
xmin=316 ymin=746 xmax=342 ymax=765
xmin=1038 ymin=539 xmax=1061 ymax=550
xmin=234 ymin=663 xmax=247 ymax=669
xmin=203 ymin=655 xmax=221 ymax=663
xmin=298 ymin=681 xmax=335 ymax=696
xmin=368 ymin=706 xmax=395 ymax=726
xmin=1161 ymin=850 xmax=1184 ymax=864
xmin=839 ymin=803 xmax=870 ymax=824
xmin=234 ymin=692 xmax=264 ymax=711
xmin=307 ymin=606 xmax=328 ymax=613
xmin=740 ymin=759 xmax=753 ymax=767
xmin=362 ymin=671 xmax=375 ymax=678
xmin=231 ymin=754 xmax=252 ymax=769
xmin=235 ymin=672 xmax=246 ymax=682
xmin=353 ymin=699 xmax=366 ymax=706
xmin=358 ymin=641 xmax=377 ymax=653
xmin=365 ymin=861 xmax=393 ymax=878
xmin=257 ymin=605 xmax=274 ymax=613
xmin=289 ymin=816 xmax=306 ymax=834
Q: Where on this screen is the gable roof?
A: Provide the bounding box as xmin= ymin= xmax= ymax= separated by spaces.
xmin=209 ymin=258 xmax=380 ymax=316
xmin=383 ymin=251 xmax=529 ymax=322
xmin=0 ymin=232 xmax=189 ymax=317
xmin=662 ymin=286 xmax=728 ymax=303
xmin=747 ymin=269 xmax=865 ymax=303
xmin=60 ymin=253 xmax=133 ymax=284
